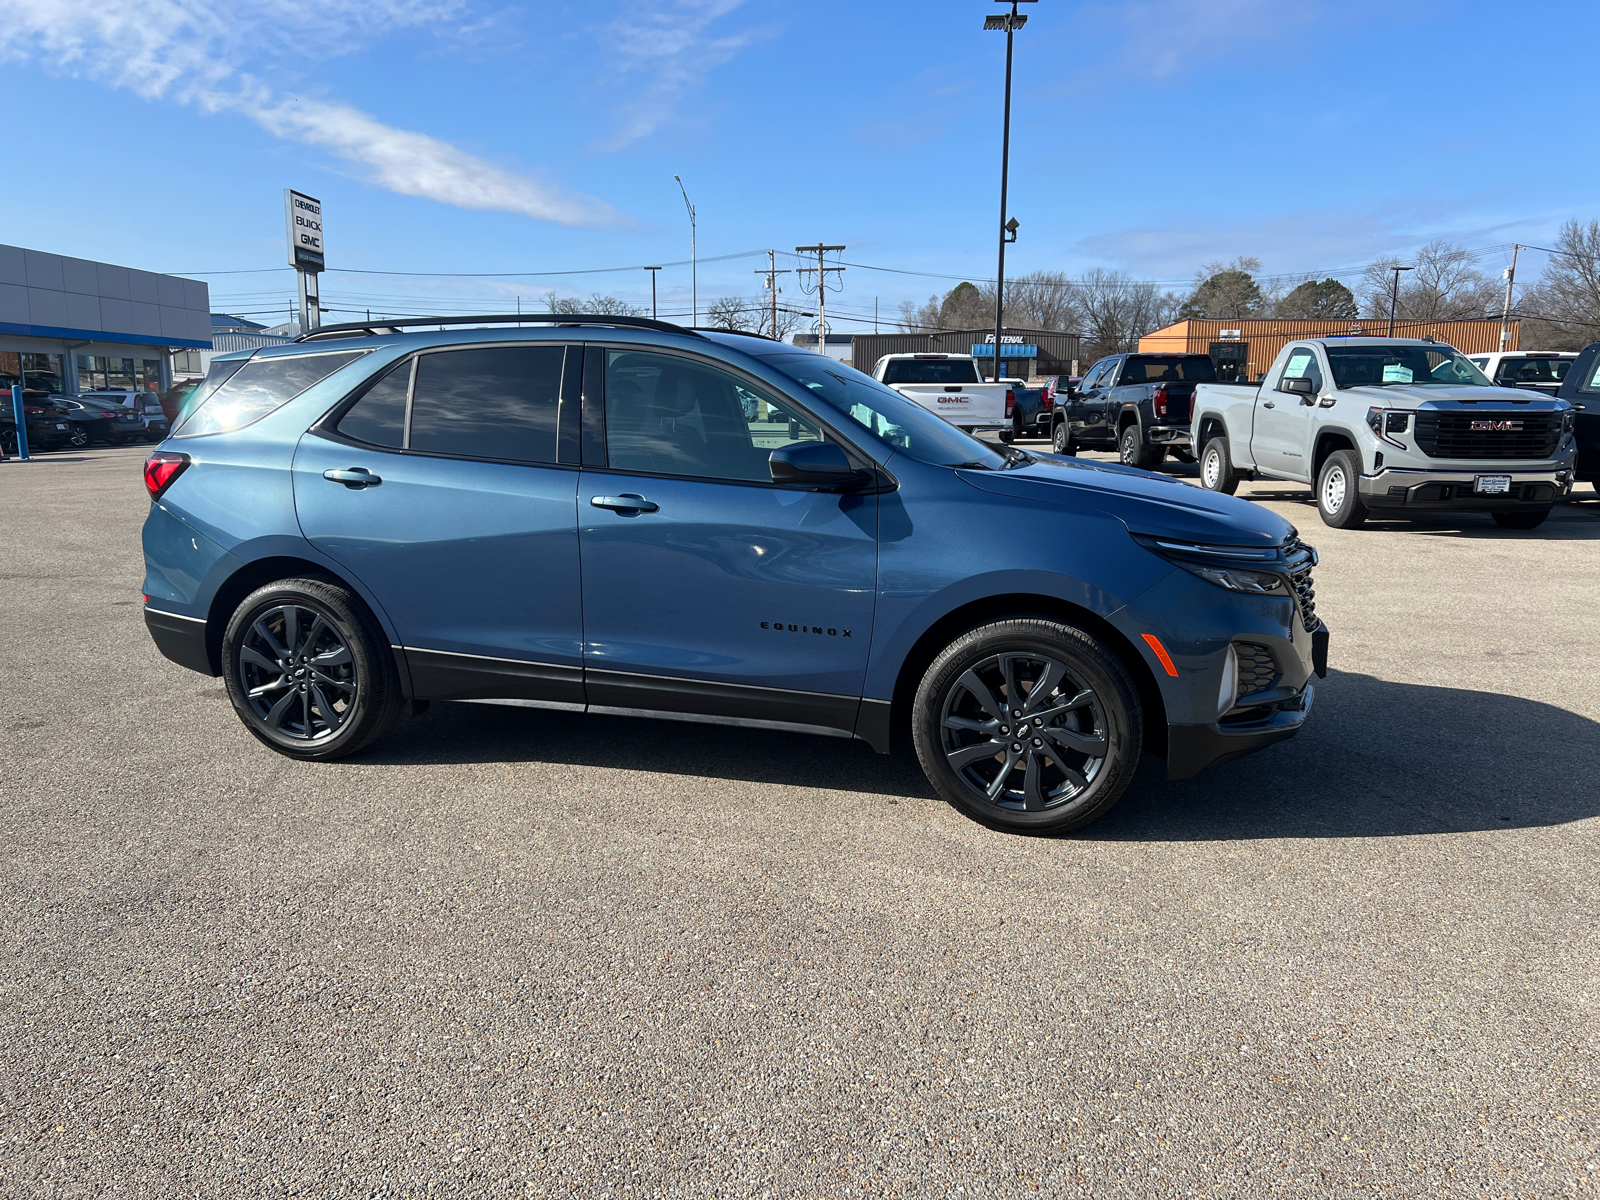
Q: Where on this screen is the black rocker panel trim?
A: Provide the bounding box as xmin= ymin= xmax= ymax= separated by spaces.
xmin=585 ymin=668 xmax=860 ymax=735
xmin=403 ymin=646 xmax=585 ymax=705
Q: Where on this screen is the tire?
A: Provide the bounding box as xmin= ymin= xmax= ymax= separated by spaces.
xmin=1119 ymin=425 xmax=1163 ymax=470
xmin=0 ymin=429 xmax=16 ymax=455
xmin=221 ymin=577 xmax=405 ymax=761
xmin=1316 ymin=449 xmax=1369 ymax=528
xmin=1199 ymin=436 xmax=1241 ymax=495
xmin=66 ymin=426 xmax=90 ymax=449
xmin=1051 ymin=420 xmax=1075 ymax=456
xmin=912 ymin=618 xmax=1143 ymax=834
xmin=1491 ymin=508 xmax=1552 ymax=530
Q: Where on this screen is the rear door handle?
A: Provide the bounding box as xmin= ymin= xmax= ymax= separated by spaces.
xmin=323 ymin=467 xmax=381 ymax=488
xmin=590 ymin=493 xmax=658 ymax=513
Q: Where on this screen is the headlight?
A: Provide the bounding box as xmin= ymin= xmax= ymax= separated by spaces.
xmin=1132 ymin=536 xmax=1290 ymax=596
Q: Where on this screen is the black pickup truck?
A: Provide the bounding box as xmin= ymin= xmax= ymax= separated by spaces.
xmin=1048 ymin=352 xmax=1217 ymax=468
xmin=1555 ymin=341 xmax=1600 ymax=488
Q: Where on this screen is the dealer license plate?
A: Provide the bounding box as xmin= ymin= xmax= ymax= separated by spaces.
xmin=1474 ymin=475 xmax=1511 ymax=495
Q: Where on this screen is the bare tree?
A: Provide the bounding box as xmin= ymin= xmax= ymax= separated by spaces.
xmin=1358 ymin=241 xmax=1499 ymax=321
xmin=546 ymin=292 xmax=645 ymax=316
xmin=706 ymin=295 xmax=758 ymax=332
xmin=1074 ymin=269 xmax=1182 ymax=361
xmin=1000 ymin=271 xmax=1078 ymax=331
xmin=897 ymin=295 xmax=941 ymax=332
xmin=1516 ymin=220 xmax=1600 ymax=350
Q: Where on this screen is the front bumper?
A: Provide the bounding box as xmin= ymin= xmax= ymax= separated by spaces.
xmin=1358 ymin=463 xmax=1573 ymax=510
xmin=1167 ymin=682 xmax=1316 ymax=780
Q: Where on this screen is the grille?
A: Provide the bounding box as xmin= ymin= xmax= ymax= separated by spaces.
xmin=1412 ymin=411 xmax=1562 ymax=460
xmin=1282 ymin=537 xmax=1318 ymax=632
xmin=1235 ymin=643 xmax=1278 ymax=698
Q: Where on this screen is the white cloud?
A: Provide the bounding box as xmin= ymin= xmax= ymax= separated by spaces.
xmin=0 ymin=0 xmax=616 ymax=226
xmin=599 ymin=0 xmax=758 ymax=149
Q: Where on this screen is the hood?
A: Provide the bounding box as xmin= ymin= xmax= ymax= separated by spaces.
xmin=957 ymin=453 xmax=1292 ymax=548
xmin=1341 ymin=383 xmax=1566 ymax=410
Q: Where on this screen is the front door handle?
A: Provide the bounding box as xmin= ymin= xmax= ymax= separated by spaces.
xmin=590 ymin=493 xmax=658 ymax=513
xmin=1262 ymin=400 xmax=1276 ymax=409
xmin=323 ymin=467 xmax=381 ymax=488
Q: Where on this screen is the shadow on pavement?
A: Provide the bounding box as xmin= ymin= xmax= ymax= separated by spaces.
xmin=358 ymin=668 xmax=1599 ymax=840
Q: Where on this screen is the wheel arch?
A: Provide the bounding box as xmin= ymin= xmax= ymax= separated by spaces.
xmin=1312 ymin=427 xmax=1360 ymax=478
xmin=1116 ymin=406 xmax=1142 ymax=434
xmin=882 ymin=592 xmax=1168 ymax=759
xmin=202 ymin=554 xmax=389 ymax=678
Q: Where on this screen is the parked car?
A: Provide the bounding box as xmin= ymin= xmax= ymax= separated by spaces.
xmin=1002 ymin=385 xmax=1052 ymax=442
xmin=1 ymin=396 xmax=74 ymax=453
xmin=46 ymin=397 xmax=147 ymax=447
xmin=869 ymin=353 xmax=1014 ymax=436
xmin=1048 ymin=353 xmax=1214 ymax=465
xmin=1192 ymin=338 xmax=1577 ymax=530
xmin=1466 ymin=351 xmax=1578 ymax=397
xmin=1553 ymin=341 xmax=1599 ymax=490
xmin=141 ymin=314 xmax=1328 ymax=835
xmin=79 ymin=390 xmax=172 ymax=441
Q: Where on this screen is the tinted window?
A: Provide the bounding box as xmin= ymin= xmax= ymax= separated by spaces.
xmin=177 ymin=351 xmax=364 ymax=437
xmin=1582 ymin=357 xmax=1600 ymax=395
xmin=1494 ymin=356 xmax=1572 ymax=384
xmin=409 ymin=346 xmax=564 ymax=464
xmin=336 ymin=358 xmax=410 ymax=448
xmin=605 ymin=351 xmax=820 ymax=482
xmin=1120 ymin=356 xmax=1217 ymax=383
xmin=880 ymin=358 xmax=982 ymax=385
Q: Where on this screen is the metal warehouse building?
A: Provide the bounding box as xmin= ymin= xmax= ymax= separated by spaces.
xmin=1139 ymin=318 xmax=1519 ymax=383
xmin=849 ymin=328 xmax=1081 ymax=381
xmin=0 ymin=242 xmax=211 ymax=396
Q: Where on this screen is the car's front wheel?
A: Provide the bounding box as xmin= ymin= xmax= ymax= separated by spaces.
xmin=1316 ymin=449 xmax=1368 ymax=528
xmin=912 ymin=618 xmax=1143 ymax=833
xmin=1200 ymin=436 xmax=1241 ymax=494
xmin=222 ymin=577 xmax=405 ymax=760
xmin=1051 ymin=420 xmax=1075 ymax=455
xmin=66 ymin=426 xmax=90 ymax=448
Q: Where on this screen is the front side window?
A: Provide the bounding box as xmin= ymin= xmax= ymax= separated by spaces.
xmin=1079 ymin=361 xmax=1107 ymax=391
xmin=604 ymin=351 xmax=820 ymax=482
xmin=408 ymin=346 xmax=564 ymax=464
xmin=1279 ymin=347 xmax=1324 ymax=392
xmin=176 ymin=351 xmax=364 ymax=437
xmin=1582 ymin=356 xmax=1600 ymax=395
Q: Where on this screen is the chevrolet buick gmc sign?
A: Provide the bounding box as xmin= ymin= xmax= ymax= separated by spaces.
xmin=284 ymin=189 xmax=325 ymax=271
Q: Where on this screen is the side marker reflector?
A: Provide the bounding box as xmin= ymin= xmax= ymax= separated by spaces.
xmin=1141 ymin=633 xmax=1179 ymax=677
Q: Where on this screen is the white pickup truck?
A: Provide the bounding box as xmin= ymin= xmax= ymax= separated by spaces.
xmin=870 ymin=353 xmax=1015 ymax=437
xmin=1191 ymin=337 xmax=1578 ymax=530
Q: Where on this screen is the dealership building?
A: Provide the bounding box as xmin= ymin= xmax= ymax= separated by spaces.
xmin=848 ymin=328 xmax=1083 ymax=381
xmin=0 ymin=242 xmax=211 ymax=396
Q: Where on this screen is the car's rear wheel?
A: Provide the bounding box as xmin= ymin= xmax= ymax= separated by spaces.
xmin=0 ymin=429 xmax=16 ymax=455
xmin=1200 ymin=436 xmax=1241 ymax=494
xmin=1051 ymin=420 xmax=1075 ymax=455
xmin=1316 ymin=449 xmax=1368 ymax=528
xmin=66 ymin=426 xmax=90 ymax=448
xmin=222 ymin=577 xmax=405 ymax=760
xmin=1119 ymin=425 xmax=1164 ymax=470
xmin=912 ymin=618 xmax=1143 ymax=833
xmin=1491 ymin=508 xmax=1551 ymax=530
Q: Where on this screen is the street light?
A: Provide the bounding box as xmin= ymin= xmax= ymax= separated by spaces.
xmin=984 ymin=0 xmax=1035 ymax=384
xmin=1387 ymin=265 xmax=1413 ymax=337
xmin=644 ymin=266 xmax=662 ymax=320
xmin=674 ymin=175 xmax=697 ymax=325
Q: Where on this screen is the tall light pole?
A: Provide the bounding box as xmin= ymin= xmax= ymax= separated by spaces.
xmin=984 ymin=0 xmax=1034 ymax=383
xmin=644 ymin=266 xmax=662 ymax=320
xmin=1387 ymin=264 xmax=1413 ymax=337
xmin=1498 ymin=244 xmax=1521 ymax=351
xmin=674 ymin=175 xmax=696 ymax=325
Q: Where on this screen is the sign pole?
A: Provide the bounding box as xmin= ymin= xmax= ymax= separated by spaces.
xmin=11 ymin=384 xmax=29 ymax=460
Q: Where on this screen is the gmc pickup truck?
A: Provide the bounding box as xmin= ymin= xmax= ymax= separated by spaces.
xmin=1048 ymin=352 xmax=1215 ymax=467
xmin=870 ymin=353 xmax=1014 ymax=437
xmin=1553 ymin=340 xmax=1599 ymax=489
xmin=1192 ymin=337 xmax=1577 ymax=530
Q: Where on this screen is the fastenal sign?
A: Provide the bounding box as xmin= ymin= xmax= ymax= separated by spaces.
xmin=284 ymin=189 xmax=325 ymax=271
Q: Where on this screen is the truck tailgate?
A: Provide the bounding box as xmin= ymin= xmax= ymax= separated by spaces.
xmin=892 ymin=384 xmax=1008 ymax=424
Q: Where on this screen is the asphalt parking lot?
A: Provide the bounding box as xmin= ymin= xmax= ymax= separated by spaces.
xmin=3 ymin=442 xmax=1597 ymax=1198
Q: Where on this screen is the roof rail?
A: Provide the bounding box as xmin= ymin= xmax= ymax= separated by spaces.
xmin=291 ymin=313 xmax=704 ymax=343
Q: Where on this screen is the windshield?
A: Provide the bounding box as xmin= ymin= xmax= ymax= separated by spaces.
xmin=1324 ymin=344 xmax=1493 ymax=389
xmin=1494 ymin=356 xmax=1572 ymax=384
xmin=880 ymin=358 xmax=982 ymax=385
xmin=1120 ymin=355 xmax=1217 ymax=383
xmin=762 ymin=354 xmax=1007 ymax=469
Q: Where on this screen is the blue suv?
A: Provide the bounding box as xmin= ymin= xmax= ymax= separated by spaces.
xmin=141 ymin=315 xmax=1328 ymax=833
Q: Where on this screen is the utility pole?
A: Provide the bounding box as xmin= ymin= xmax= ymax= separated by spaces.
xmin=1387 ymin=264 xmax=1414 ymax=338
xmin=674 ymin=175 xmax=697 ymax=324
xmin=984 ymin=0 xmax=1034 ymax=383
xmin=795 ymin=244 xmax=846 ymax=354
xmin=644 ymin=267 xmax=662 ymax=320
xmin=755 ymin=251 xmax=791 ymax=339
xmin=1499 ymin=244 xmax=1521 ymax=351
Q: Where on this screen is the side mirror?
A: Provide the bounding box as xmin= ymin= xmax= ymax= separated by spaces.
xmin=769 ymin=442 xmax=870 ymax=491
xmin=1279 ymin=376 xmax=1315 ymax=398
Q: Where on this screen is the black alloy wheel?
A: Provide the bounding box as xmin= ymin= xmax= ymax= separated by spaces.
xmin=913 ymin=618 xmax=1142 ymax=833
xmin=66 ymin=425 xmax=90 ymax=448
xmin=222 ymin=577 xmax=404 ymax=760
xmin=1119 ymin=425 xmax=1165 ymax=470
xmin=0 ymin=429 xmax=16 ymax=455
xmin=1051 ymin=420 xmax=1075 ymax=455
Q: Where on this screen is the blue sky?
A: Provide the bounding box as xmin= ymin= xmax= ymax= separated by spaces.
xmin=1 ymin=0 xmax=1595 ymax=330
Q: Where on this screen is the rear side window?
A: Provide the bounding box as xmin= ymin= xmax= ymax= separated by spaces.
xmin=408 ymin=346 xmax=564 ymax=464
xmin=335 ymin=358 xmax=411 ymax=448
xmin=176 ymin=351 xmax=364 ymax=437
xmin=1495 ymin=356 xmax=1571 ymax=384
xmin=881 ymin=359 xmax=981 ymax=385
xmin=1120 ymin=356 xmax=1217 ymax=383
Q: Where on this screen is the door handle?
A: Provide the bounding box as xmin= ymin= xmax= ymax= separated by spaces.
xmin=323 ymin=467 xmax=381 ymax=488
xmin=590 ymin=493 xmax=658 ymax=513
xmin=1262 ymin=400 xmax=1276 ymax=409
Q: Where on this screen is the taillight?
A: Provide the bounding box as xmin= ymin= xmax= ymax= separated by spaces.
xmin=1005 ymin=389 xmax=1015 ymax=417
xmin=1152 ymin=387 xmax=1168 ymax=419
xmin=99 ymin=411 xmax=121 ymax=419
xmin=143 ymin=450 xmax=189 ymax=500
xmin=1041 ymin=388 xmax=1054 ymax=411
